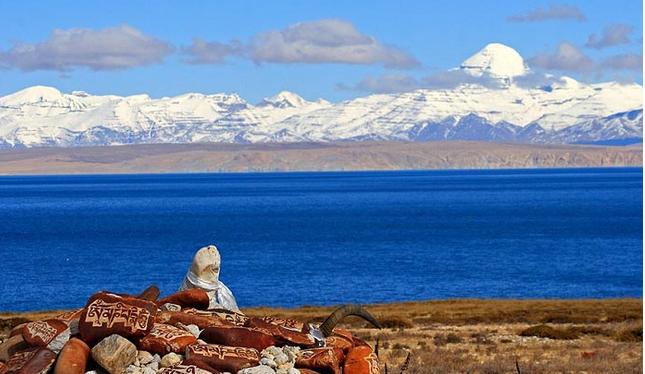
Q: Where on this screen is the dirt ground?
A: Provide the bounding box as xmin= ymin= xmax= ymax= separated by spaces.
xmin=1 ymin=298 xmax=641 ymax=374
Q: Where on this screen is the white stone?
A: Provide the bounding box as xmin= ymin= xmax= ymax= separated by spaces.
xmin=91 ymin=334 xmax=137 ymax=374
xmin=160 ymin=303 xmax=182 ymax=312
xmin=125 ymin=366 xmax=143 ymax=374
xmin=274 ymin=353 xmax=289 ymax=366
xmin=283 ymin=346 xmax=300 ymax=361
xmin=146 ymin=361 xmax=159 ymax=371
xmin=177 ymin=322 xmax=201 ymax=338
xmin=47 ymin=327 xmax=71 ymax=353
xmin=160 ymin=352 xmax=183 ymax=368
xmin=259 ymin=357 xmax=276 ymax=368
xmin=137 ymin=351 xmax=154 ymax=365
xmin=237 ymin=366 xmax=276 ymax=374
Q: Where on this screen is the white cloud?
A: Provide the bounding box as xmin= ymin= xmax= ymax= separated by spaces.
xmin=337 ymin=74 xmax=422 ymax=93
xmin=184 ymin=38 xmax=242 ymax=64
xmin=421 ymin=70 xmax=504 ymax=89
xmin=507 ymin=4 xmax=586 ymax=22
xmin=338 ymin=70 xmax=509 ymax=94
xmin=601 ymin=53 xmax=643 ymax=71
xmin=586 ymin=24 xmax=634 ymax=49
xmin=528 ymin=42 xmax=594 ymax=72
xmin=0 ymin=25 xmax=172 ymax=71
xmin=184 ymin=19 xmax=418 ymax=68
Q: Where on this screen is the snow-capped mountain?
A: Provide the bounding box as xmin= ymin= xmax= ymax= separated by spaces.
xmin=0 ymin=43 xmax=641 ymax=148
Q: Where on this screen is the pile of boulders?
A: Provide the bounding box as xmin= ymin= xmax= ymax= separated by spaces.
xmin=0 ymin=286 xmax=381 ymax=374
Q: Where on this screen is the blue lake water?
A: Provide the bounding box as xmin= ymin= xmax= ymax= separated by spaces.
xmin=0 ymin=168 xmax=642 ymax=311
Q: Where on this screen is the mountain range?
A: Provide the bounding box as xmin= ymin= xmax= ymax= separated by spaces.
xmin=0 ymin=43 xmax=642 ymax=148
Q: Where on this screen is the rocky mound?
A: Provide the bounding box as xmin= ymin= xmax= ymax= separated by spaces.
xmin=0 ymin=287 xmax=381 ymax=374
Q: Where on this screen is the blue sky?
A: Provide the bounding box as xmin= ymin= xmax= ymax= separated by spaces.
xmin=0 ymin=0 xmax=642 ymax=102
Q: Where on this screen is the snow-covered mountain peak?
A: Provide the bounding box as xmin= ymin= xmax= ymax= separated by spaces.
xmin=460 ymin=43 xmax=528 ymax=78
xmin=0 ymin=85 xmax=66 ymax=106
xmin=261 ymin=91 xmax=309 ymax=108
xmin=71 ymin=90 xmax=90 ymax=97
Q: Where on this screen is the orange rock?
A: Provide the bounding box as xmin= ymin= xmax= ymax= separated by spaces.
xmin=54 ymin=338 xmax=90 ymax=374
xmin=138 ymin=323 xmax=197 ymax=355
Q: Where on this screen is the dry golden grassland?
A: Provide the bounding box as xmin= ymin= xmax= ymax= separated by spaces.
xmin=1 ymin=299 xmax=642 ymax=373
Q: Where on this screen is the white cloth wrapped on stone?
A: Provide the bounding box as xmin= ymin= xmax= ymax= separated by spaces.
xmin=179 ymin=244 xmax=240 ymax=312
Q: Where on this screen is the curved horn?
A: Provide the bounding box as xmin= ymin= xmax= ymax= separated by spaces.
xmin=319 ymin=304 xmax=382 ymax=337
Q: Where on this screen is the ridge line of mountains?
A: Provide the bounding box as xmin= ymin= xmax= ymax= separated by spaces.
xmin=0 ymin=43 xmax=642 ymax=149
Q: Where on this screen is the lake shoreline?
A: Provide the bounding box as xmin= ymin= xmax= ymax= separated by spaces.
xmin=0 ymin=141 xmax=641 ymax=175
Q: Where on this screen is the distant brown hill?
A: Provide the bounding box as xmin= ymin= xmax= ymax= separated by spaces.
xmin=0 ymin=141 xmax=641 ymax=175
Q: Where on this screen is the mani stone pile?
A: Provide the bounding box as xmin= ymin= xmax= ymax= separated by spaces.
xmin=0 ymin=287 xmax=382 ymax=374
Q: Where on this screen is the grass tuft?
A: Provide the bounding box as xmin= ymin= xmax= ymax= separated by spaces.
xmin=613 ymin=326 xmax=643 ymax=342
xmin=519 ymin=324 xmax=579 ymax=340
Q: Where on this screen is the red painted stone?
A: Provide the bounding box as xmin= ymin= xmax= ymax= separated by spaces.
xmin=183 ymin=309 xmax=248 ymax=326
xmin=138 ymin=323 xmax=197 ymax=355
xmin=324 ymin=328 xmax=354 ymax=355
xmin=21 ymin=320 xmax=69 ymax=350
xmin=296 ymin=347 xmax=341 ymax=374
xmin=157 ymin=363 xmax=217 ymax=374
xmin=325 ymin=335 xmax=353 ymax=355
xmin=156 ymin=311 xmax=232 ymax=329
xmin=343 ymin=345 xmax=380 ymax=374
xmin=199 ymin=326 xmax=276 ymax=351
xmin=9 ymin=325 xmax=26 ymax=338
xmin=179 ymin=358 xmax=223 ymax=374
xmin=185 ymin=344 xmax=260 ymax=373
xmin=78 ymin=292 xmax=157 ymax=345
xmin=246 ymin=317 xmax=316 ymax=347
xmin=6 ymin=348 xmax=56 ymax=374
xmin=138 ymin=285 xmax=161 ymax=302
xmin=258 ymin=316 xmax=305 ymax=332
xmin=157 ymin=289 xmax=210 ymax=310
xmin=0 ymin=335 xmax=28 ymax=362
xmin=53 ymin=309 xmax=84 ymax=335
xmin=297 ymin=370 xmax=323 ymax=374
